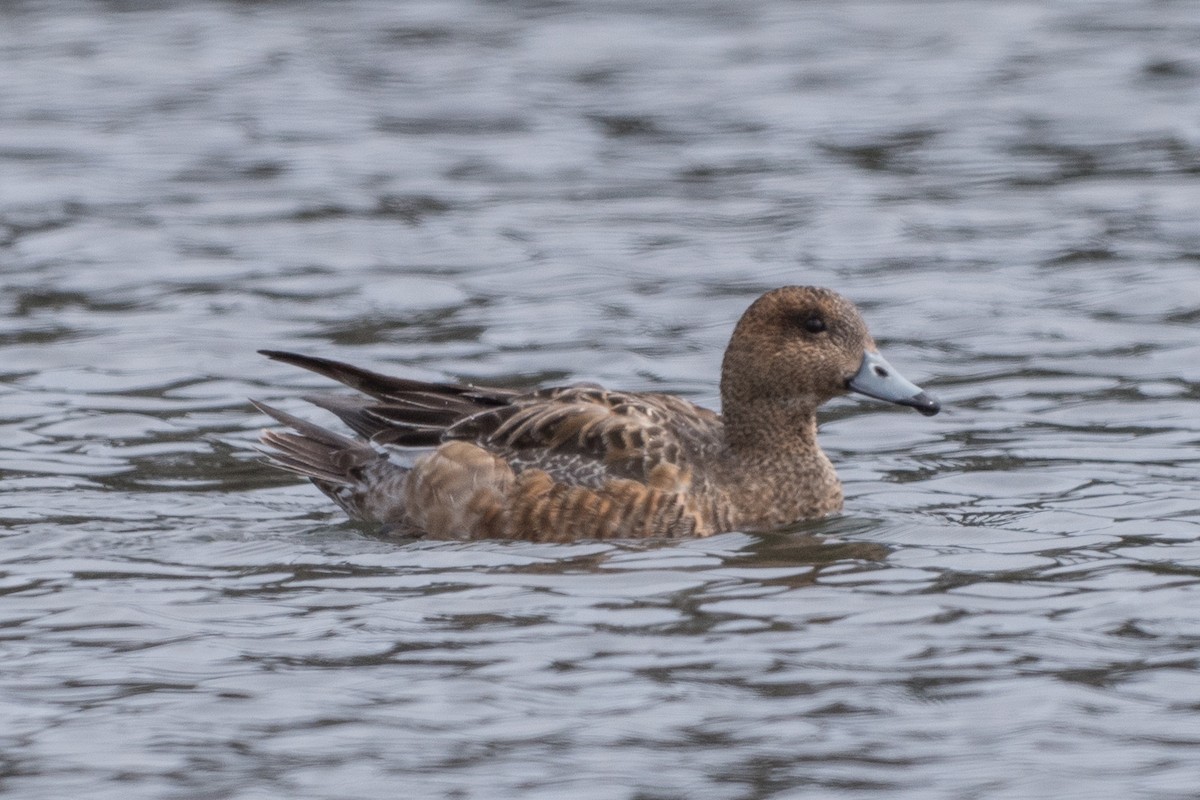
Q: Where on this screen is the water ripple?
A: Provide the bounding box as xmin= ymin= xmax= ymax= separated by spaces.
xmin=3 ymin=1 xmax=1200 ymax=798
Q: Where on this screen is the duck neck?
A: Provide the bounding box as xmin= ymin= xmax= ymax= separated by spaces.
xmin=723 ymin=395 xmax=820 ymax=458
xmin=718 ymin=395 xmax=843 ymax=529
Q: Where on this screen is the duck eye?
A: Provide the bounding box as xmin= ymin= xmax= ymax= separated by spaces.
xmin=801 ymin=315 xmax=827 ymax=334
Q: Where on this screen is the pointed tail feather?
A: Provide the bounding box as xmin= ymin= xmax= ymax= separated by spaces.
xmin=258 ymin=349 xmax=514 ymax=406
xmin=257 ymin=349 xmax=524 ymax=448
xmin=253 ymin=400 xmax=372 ymax=480
xmin=253 ymin=400 xmax=411 ymax=524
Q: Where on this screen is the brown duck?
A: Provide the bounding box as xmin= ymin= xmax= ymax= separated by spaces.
xmin=255 ymin=286 xmax=939 ymax=540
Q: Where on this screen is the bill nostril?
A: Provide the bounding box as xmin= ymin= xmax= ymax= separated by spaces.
xmin=874 ymin=366 xmax=889 ymax=378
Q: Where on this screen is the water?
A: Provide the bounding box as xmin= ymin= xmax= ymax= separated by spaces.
xmin=3 ymin=0 xmax=1200 ymax=797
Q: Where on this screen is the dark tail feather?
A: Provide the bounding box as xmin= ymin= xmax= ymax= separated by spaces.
xmin=252 ymin=400 xmax=377 ymax=483
xmin=258 ymin=350 xmax=515 ymax=407
xmin=258 ymin=349 xmax=521 ymax=447
xmin=253 ymin=400 xmax=413 ymax=524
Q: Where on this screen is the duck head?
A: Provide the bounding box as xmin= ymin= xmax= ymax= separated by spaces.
xmin=720 ymin=286 xmax=940 ymax=430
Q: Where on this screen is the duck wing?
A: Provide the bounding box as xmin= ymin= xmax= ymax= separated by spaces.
xmin=445 ymin=385 xmax=724 ymax=487
xmin=259 ymin=349 xmax=517 ymax=447
xmin=259 ymin=350 xmax=723 ymax=486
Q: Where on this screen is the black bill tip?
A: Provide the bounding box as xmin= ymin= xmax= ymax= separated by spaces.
xmin=899 ymin=391 xmax=941 ymax=416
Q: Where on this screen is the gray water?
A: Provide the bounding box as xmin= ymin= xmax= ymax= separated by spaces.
xmin=3 ymin=1 xmax=1200 ymax=798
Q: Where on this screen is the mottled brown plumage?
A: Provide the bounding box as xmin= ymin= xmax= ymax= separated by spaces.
xmin=255 ymin=286 xmax=939 ymax=540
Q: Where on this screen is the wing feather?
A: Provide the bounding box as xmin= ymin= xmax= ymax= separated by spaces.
xmin=259 ymin=350 xmax=724 ymax=488
xmin=446 ymin=387 xmax=722 ymax=485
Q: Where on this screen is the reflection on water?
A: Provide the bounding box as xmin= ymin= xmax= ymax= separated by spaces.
xmin=3 ymin=1 xmax=1200 ymax=798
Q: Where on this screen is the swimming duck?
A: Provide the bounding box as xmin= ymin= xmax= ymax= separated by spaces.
xmin=255 ymin=286 xmax=939 ymax=540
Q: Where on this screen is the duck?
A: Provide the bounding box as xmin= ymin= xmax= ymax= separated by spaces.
xmin=254 ymin=286 xmax=939 ymax=540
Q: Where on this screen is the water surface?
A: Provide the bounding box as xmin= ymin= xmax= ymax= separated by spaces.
xmin=3 ymin=1 xmax=1200 ymax=798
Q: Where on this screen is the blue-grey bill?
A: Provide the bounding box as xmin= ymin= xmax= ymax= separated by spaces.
xmin=847 ymin=350 xmax=940 ymax=416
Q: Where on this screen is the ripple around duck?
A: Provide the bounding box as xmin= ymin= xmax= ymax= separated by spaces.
xmin=4 ymin=0 xmax=1200 ymax=798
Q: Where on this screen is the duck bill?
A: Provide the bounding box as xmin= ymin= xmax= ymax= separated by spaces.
xmin=846 ymin=351 xmax=940 ymax=416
